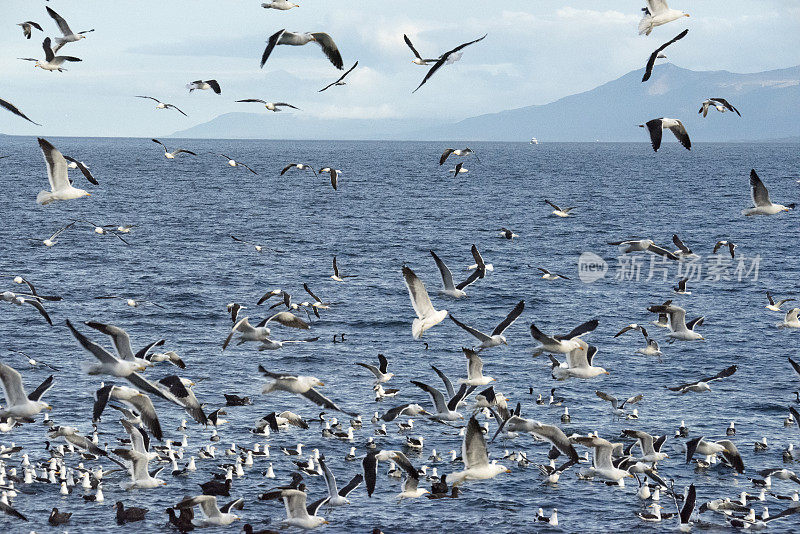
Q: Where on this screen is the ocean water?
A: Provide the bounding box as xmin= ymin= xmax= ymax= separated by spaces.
xmin=0 ymin=137 xmax=799 ymax=532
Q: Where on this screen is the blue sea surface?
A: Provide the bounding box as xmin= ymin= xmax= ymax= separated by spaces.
xmin=0 ymin=137 xmax=799 ymax=532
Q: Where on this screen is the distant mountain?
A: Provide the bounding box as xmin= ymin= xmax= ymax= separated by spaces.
xmin=172 ymin=64 xmax=800 ymax=142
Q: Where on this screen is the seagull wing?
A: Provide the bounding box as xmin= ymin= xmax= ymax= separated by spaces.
xmin=46 ymin=7 xmax=73 ymax=37
xmin=402 ymin=266 xmax=437 ymax=320
xmin=84 ymin=321 xmax=137 ymax=361
xmin=672 ymin=234 xmax=690 ymax=253
xmin=701 ymin=365 xmax=737 ymax=384
xmin=165 ymin=104 xmax=188 ymax=116
xmin=310 ymin=32 xmax=344 ymax=69
xmin=301 ymin=387 xmax=356 ymax=416
xmin=750 ymin=169 xmax=771 ymax=206
xmin=558 ymin=319 xmax=599 ymax=340
xmin=338 ymin=473 xmax=363 ymax=497
xmin=667 ymin=120 xmax=691 ymax=150
xmin=65 ymin=319 xmax=120 ymax=365
xmin=642 ymin=29 xmax=688 ymax=82
xmin=492 ymin=300 xmax=525 ymax=336
xmin=206 ymin=80 xmax=222 ymax=94
xmin=27 ymin=374 xmax=54 ymax=402
xmin=0 ymin=97 xmax=40 ymax=125
xmin=261 ymin=29 xmax=286 ymax=68
xmin=0 ymin=363 xmax=29 ymax=406
xmin=430 ymin=250 xmax=456 ymax=291
xmin=63 ymin=156 xmax=98 ymax=185
xmin=404 ymin=34 xmax=423 ymax=60
xmin=647 ymin=243 xmax=680 ymax=260
xmin=644 ymin=119 xmax=663 ymax=151
xmin=430 ymin=365 xmax=455 ymax=398
xmin=410 ymin=380 xmax=448 ymax=413
xmin=449 ymin=314 xmax=490 ymax=342
xmin=455 ymin=268 xmax=481 ymax=290
xmin=462 ymin=416 xmax=490 ymax=468
xmin=38 ymin=137 xmax=69 ymax=192
xmin=712 ymin=97 xmax=740 ymax=116
xmin=439 ymin=148 xmax=455 ymax=165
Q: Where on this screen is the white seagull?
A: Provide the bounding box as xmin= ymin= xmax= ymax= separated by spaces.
xmin=262 ymin=1 xmax=300 ymax=10
xmin=261 ymin=29 xmax=343 ymax=70
xmin=402 ymin=266 xmax=448 ymax=339
xmin=152 ymin=139 xmax=196 ymax=159
xmin=647 ymin=302 xmax=704 ymax=341
xmin=0 ymin=363 xmax=53 ymax=420
xmin=18 ymin=37 xmax=81 ymax=72
xmin=36 ymin=138 xmax=91 ymax=205
xmin=639 ymin=118 xmax=691 ymax=151
xmin=449 ymin=300 xmax=525 ymax=350
xmin=136 ymin=97 xmax=187 ymax=116
xmin=638 ymin=0 xmax=689 ymax=36
xmin=186 ymin=80 xmax=221 ymax=94
xmin=448 ymin=416 xmax=511 ymax=484
xmin=236 ymin=99 xmax=300 ymax=112
xmin=46 ymin=7 xmax=94 ymax=52
xmin=545 ymin=200 xmax=575 ymax=217
xmin=743 ymin=169 xmax=794 ymax=216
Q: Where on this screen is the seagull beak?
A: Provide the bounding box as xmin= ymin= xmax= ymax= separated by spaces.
xmin=684 ymin=13 xmax=690 ymax=17
xmin=319 ymin=381 xmax=325 ymax=386
xmin=604 ymin=371 xmax=610 ymax=375
xmin=322 ymin=520 xmax=330 ymax=525
xmin=505 ymin=467 xmax=512 ymax=473
xmin=46 ymin=405 xmax=53 ymax=410
xmin=86 ymin=193 xmax=92 ymax=196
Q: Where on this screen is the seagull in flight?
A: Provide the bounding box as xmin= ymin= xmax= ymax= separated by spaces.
xmin=18 ymin=37 xmax=81 ymax=72
xmin=136 ymin=96 xmax=187 ymax=116
xmin=152 ymin=139 xmax=196 ymax=159
xmin=449 ymin=300 xmax=525 ymax=350
xmin=236 ymin=99 xmax=300 ymax=112
xmin=402 ymin=265 xmax=447 ymax=339
xmin=220 ymin=155 xmax=257 ymax=174
xmin=261 ymin=29 xmax=344 ymax=70
xmin=641 ymin=29 xmax=688 ymax=82
xmin=699 ymin=98 xmax=740 ymax=117
xmin=638 ymin=0 xmax=689 ymax=36
xmin=666 ymin=365 xmax=737 ymax=393
xmin=319 ymin=62 xmax=358 ymax=92
xmin=17 ymin=21 xmax=43 ymax=40
xmin=281 ymin=163 xmax=315 ymax=175
xmin=639 ymin=118 xmax=691 ymax=151
xmin=609 ymin=239 xmax=679 ymax=260
xmin=544 ymin=200 xmax=575 ymax=217
xmin=186 ymin=80 xmax=221 ymax=94
xmin=46 ymin=7 xmax=94 ymax=53
xmin=413 ymin=34 xmax=487 ymax=93
xmin=742 ymin=169 xmax=794 ymax=216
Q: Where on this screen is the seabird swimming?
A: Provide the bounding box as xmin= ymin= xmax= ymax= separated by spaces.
xmin=638 ymin=0 xmax=689 ymax=36
xmin=642 ymin=29 xmax=688 ymax=82
xmin=413 ymin=34 xmax=487 ymax=92
xmin=261 ymin=29 xmax=343 ymax=69
xmin=319 ymin=61 xmax=358 ymax=92
xmin=449 ymin=300 xmax=525 ymax=350
xmin=136 ymin=97 xmax=187 ymax=116
xmin=639 ymin=118 xmax=691 ymax=151
xmin=186 ymin=80 xmax=221 ymax=94
xmin=743 ymin=169 xmax=794 ymax=215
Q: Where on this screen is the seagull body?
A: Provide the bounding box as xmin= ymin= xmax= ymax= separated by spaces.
xmin=639 ymin=118 xmax=691 ymax=152
xmin=402 ymin=266 xmax=447 ymax=339
xmin=391 ymin=452 xmax=429 ymax=500
xmin=430 ymin=250 xmax=471 ymax=298
xmin=186 ymin=80 xmax=221 ymax=94
xmin=319 ymin=167 xmax=340 ymax=190
xmin=281 ymin=163 xmax=315 ymax=175
xmin=220 ymin=154 xmax=257 ymax=174
xmin=355 ymin=354 xmax=394 ymax=385
xmin=319 ymin=458 xmax=362 ymax=506
xmin=259 ymin=367 xmax=354 ymax=416
xmin=672 ymin=234 xmax=698 ymax=259
xmin=638 ymin=0 xmax=690 ymax=36
xmin=152 ymin=139 xmax=196 ymax=159
xmin=319 ymin=61 xmax=358 ymax=92
xmin=743 ymin=169 xmax=794 ymax=215
xmin=136 ymin=97 xmax=187 ymax=116
xmin=18 ymin=38 xmax=81 ymax=72
xmin=538 ymin=268 xmax=569 ymax=281
xmin=261 ymin=29 xmax=343 ymax=69
xmin=414 ymin=34 xmax=487 ymax=92
xmin=685 ymin=437 xmax=744 ymax=473
xmin=449 ymin=416 xmax=511 ymax=484
xmin=410 ymin=380 xmax=466 ymax=421
xmin=36 ymin=138 xmax=91 ymax=205
xmin=115 ymin=448 xmax=166 ymax=490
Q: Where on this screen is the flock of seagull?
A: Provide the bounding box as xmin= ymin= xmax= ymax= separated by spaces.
xmin=1 ymin=0 xmax=799 ymax=532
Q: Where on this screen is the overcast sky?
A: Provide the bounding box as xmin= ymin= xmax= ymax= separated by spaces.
xmin=1 ymin=1 xmax=798 ymax=137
